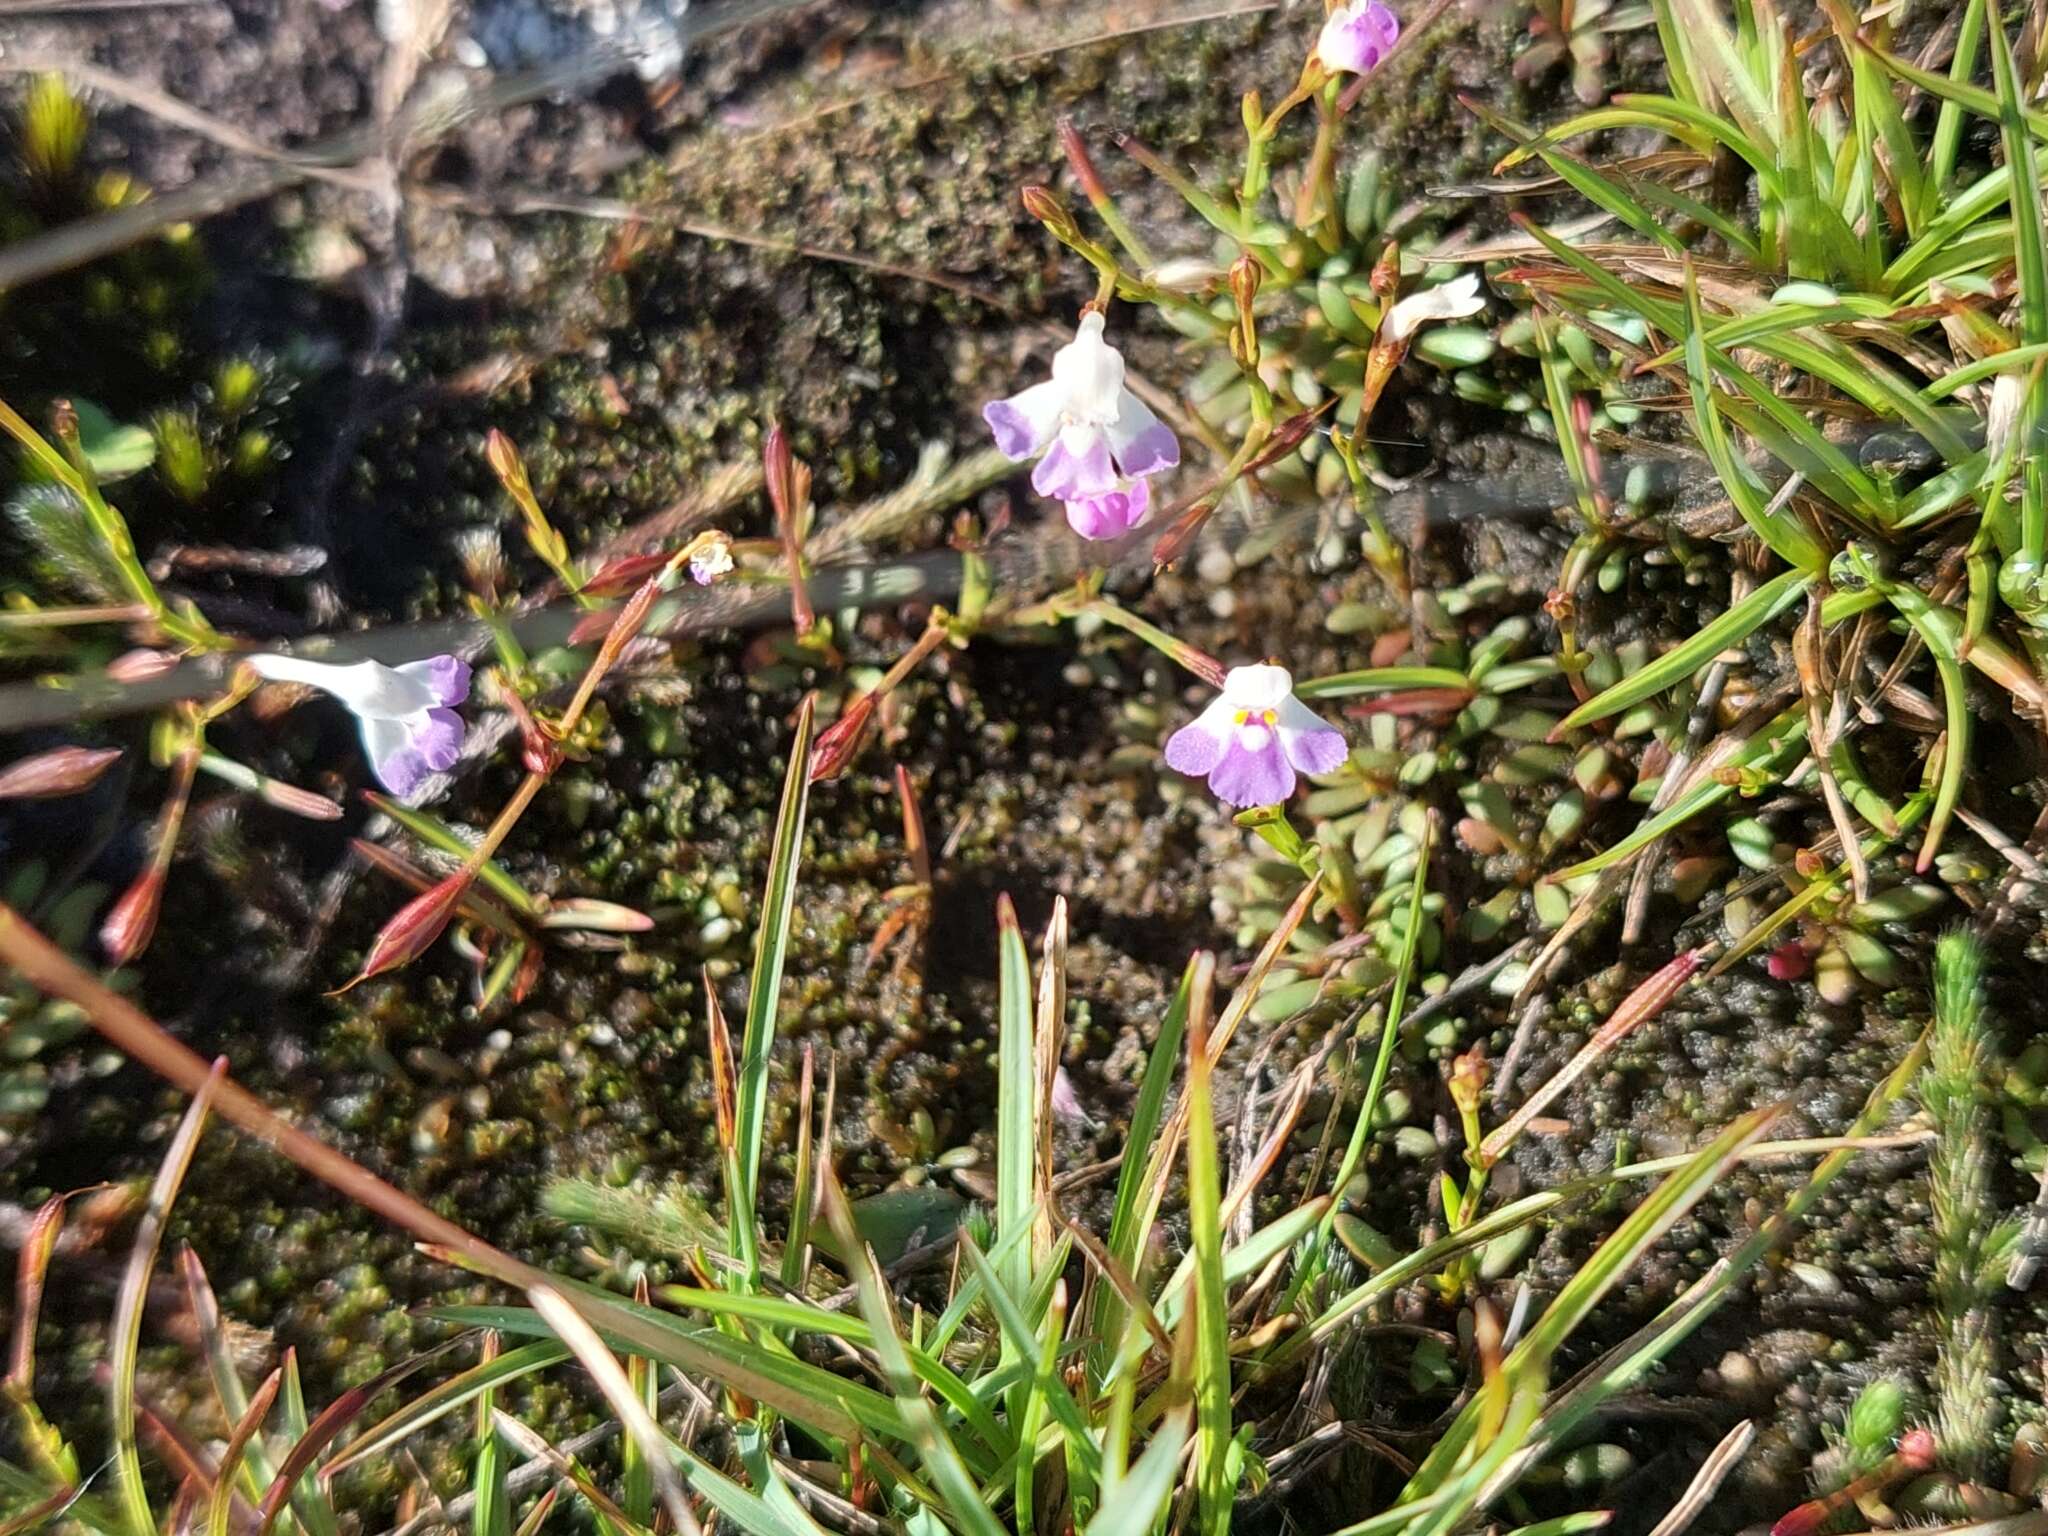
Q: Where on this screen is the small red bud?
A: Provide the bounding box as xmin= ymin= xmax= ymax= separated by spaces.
xmin=105 ymin=648 xmax=178 ymax=683
xmin=1020 ymin=184 xmax=1077 ymax=238
xmin=1368 ymin=239 xmax=1402 ymax=299
xmin=254 ymin=777 xmax=342 ymax=821
xmin=566 ymin=604 xmax=620 ymax=646
xmin=1448 ymin=1047 xmax=1488 ymax=1114
xmin=1895 ymin=1427 xmax=1936 ymax=1471
xmin=580 ymin=551 xmax=672 ymax=598
xmin=498 ymin=687 xmax=562 ymax=776
xmin=807 ymin=693 xmax=878 ymax=784
xmin=100 ymin=865 xmax=165 ymax=964
xmin=1056 ymin=118 xmax=1108 ymax=203
xmin=0 ymin=746 xmax=122 ymax=800
xmin=483 ymin=429 xmax=530 ymax=495
xmin=1765 ymin=942 xmax=1810 ymax=982
xmin=341 ymin=873 xmax=470 ymax=990
xmin=509 ymin=942 xmax=545 ymax=1004
xmin=1229 ymin=253 xmax=1262 ymax=309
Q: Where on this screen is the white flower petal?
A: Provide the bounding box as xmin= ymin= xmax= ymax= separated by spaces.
xmin=983 ymin=378 xmax=1068 ymax=461
xmin=1382 ymin=272 xmax=1485 ymax=343
xmin=248 ymin=654 xmax=436 ymax=720
xmin=1221 ymin=663 xmax=1294 ymax=711
xmin=1050 ymin=311 xmax=1126 ymax=425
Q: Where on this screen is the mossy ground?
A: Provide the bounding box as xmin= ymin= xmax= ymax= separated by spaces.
xmin=7 ymin=4 xmax=2048 ymax=1531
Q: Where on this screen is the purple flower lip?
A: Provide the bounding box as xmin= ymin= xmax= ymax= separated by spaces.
xmin=1162 ymin=664 xmax=1348 ymax=808
xmin=1064 ymin=477 xmax=1151 ymax=541
xmin=1317 ymin=0 xmax=1400 ymax=76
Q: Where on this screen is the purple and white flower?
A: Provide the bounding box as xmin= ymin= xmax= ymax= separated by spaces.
xmin=247 ymin=652 xmax=470 ymax=797
xmin=983 ymin=311 xmax=1179 ymax=540
xmin=1163 ymin=664 xmax=1347 ymax=808
xmin=1316 ymin=0 xmax=1399 ymax=76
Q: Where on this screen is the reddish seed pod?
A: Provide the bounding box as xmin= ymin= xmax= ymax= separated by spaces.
xmin=344 ymin=873 xmax=470 ymax=990
xmin=105 ymin=648 xmax=178 ymax=683
xmin=807 ymin=693 xmax=877 ymax=784
xmin=0 ymin=745 xmax=122 ymax=800
xmin=100 ymin=866 xmax=165 ymax=965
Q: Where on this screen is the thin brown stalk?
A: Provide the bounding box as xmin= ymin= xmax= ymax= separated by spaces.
xmin=1481 ymin=947 xmax=1706 ymax=1168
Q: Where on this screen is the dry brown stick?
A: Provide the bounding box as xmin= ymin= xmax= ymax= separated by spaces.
xmin=0 ymin=902 xmax=543 ymax=1283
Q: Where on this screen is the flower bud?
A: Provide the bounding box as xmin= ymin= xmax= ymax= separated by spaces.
xmin=0 ymin=745 xmax=121 ymax=800
xmin=343 ymin=873 xmax=470 ymax=989
xmin=1229 ymin=252 xmax=1262 ymax=311
xmin=764 ymin=425 xmax=815 ymax=635
xmin=807 ymin=693 xmax=877 ymax=784
xmin=254 ymin=776 xmax=342 ymax=821
xmin=483 ymin=428 xmax=532 ymax=500
xmin=105 ymin=649 xmax=177 ymax=683
xmin=1765 ymin=942 xmax=1810 ymax=982
xmin=1368 ymin=239 xmax=1401 ymax=299
xmin=1020 ymin=184 xmax=1077 ymax=240
xmin=1447 ymin=1047 xmax=1487 ymax=1117
xmin=100 ymin=864 xmax=164 ymax=964
xmin=1895 ymin=1428 xmax=1936 ymax=1471
xmin=1056 ymin=117 xmax=1108 ymax=204
xmin=539 ymin=898 xmax=656 ymax=933
xmin=582 ymin=551 xmax=671 ymax=598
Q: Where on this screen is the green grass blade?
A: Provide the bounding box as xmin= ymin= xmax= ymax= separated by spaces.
xmin=682 ymin=1437 xmax=830 ymax=1536
xmin=1510 ymin=1103 xmax=1780 ymax=1367
xmin=658 ymin=1288 xmax=1010 ymax=1459
xmin=1661 ymin=0 xmax=1772 ymax=146
xmin=733 ymin=694 xmax=816 ymax=1277
xmin=1292 ymin=665 xmax=1470 ymax=699
xmin=362 ymin=794 xmax=539 ymax=914
xmin=1861 ymin=32 xmax=2048 ymax=145
xmin=1926 ymin=341 xmax=2048 ymax=400
xmin=528 ymin=1287 xmax=695 ymax=1536
xmin=1557 ymin=569 xmax=1810 ymax=732
xmin=1681 ymin=271 xmax=1830 ymax=572
xmin=1183 ymin=980 xmax=1233 ymax=1536
xmin=1083 ymin=1410 xmax=1188 ymax=1536
xmin=1555 ymin=708 xmax=1810 ymax=880
xmin=960 ymin=1243 xmax=1103 ymax=1491
xmin=819 ymin=1168 xmax=1010 ymax=1536
xmin=1930 ymin=0 xmax=1987 ymax=192
xmin=111 ymin=1063 xmax=222 ymax=1536
xmin=1887 ymin=168 xmax=2017 ymax=294
xmin=207 ymin=1371 xmax=281 ymax=1536
xmin=1646 ymin=0 xmax=1701 ymax=108
xmin=1516 ymin=1041 xmax=1928 ymax=1483
xmin=1322 ymin=824 xmax=1431 ymax=1225
xmin=1094 ymin=956 xmax=1195 ymax=1373
xmin=323 ymin=1340 xmax=570 ymax=1476
xmin=472 ymin=1338 xmax=512 ymax=1536
xmin=429 ymin=1295 xmax=905 ymax=1451
xmin=1395 ymin=1106 xmax=1780 ymax=1529
xmin=1989 ymin=10 xmax=2048 ymax=350
xmin=994 ymin=894 xmax=1036 ymax=1310
xmin=277 ymin=1352 xmax=341 ymax=1536
xmin=1152 ymin=1198 xmax=1328 ymax=1331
